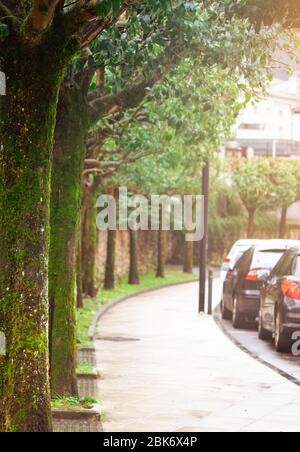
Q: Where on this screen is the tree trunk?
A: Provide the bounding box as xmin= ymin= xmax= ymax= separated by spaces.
xmin=82 ymin=177 xmax=99 ymax=298
xmin=247 ymin=208 xmax=256 ymax=238
xmin=104 ymin=229 xmax=117 ymax=290
xmin=129 ymin=230 xmax=140 ymax=285
xmin=0 ymin=39 xmax=71 ymax=432
xmin=156 ymin=228 xmax=167 ymax=278
xmin=49 ymin=81 xmax=90 ymax=398
xmin=76 ymin=223 xmax=84 ymax=309
xmin=183 ymin=239 xmax=194 ymax=274
xmin=279 ymin=206 xmax=288 ymax=239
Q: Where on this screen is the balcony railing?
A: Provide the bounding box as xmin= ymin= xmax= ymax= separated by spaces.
xmin=235 ymin=139 xmax=300 ymax=157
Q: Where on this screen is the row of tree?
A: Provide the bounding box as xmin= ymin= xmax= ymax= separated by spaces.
xmin=169 ymin=158 xmax=300 ymax=269
xmin=0 ymin=0 xmax=299 ymax=432
xmin=231 ymin=158 xmax=300 ymax=238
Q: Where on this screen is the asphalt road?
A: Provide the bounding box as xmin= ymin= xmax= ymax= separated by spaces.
xmin=213 ymin=274 xmax=300 ymax=386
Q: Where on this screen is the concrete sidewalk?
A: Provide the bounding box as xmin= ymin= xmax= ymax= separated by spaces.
xmin=95 ymin=282 xmax=300 ymax=432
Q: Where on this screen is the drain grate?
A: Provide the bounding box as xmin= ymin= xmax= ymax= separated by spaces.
xmin=96 ymin=336 xmax=140 ymax=342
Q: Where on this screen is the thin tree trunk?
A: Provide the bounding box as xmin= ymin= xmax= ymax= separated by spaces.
xmin=156 ymin=212 xmax=167 ymax=278
xmin=49 ymin=81 xmax=90 ymax=398
xmin=183 ymin=239 xmax=194 ymax=274
xmin=247 ymin=208 xmax=256 ymax=238
xmin=0 ymin=40 xmax=70 ymax=432
xmin=82 ymin=177 xmax=99 ymax=297
xmin=77 ymin=214 xmax=84 ymax=309
xmin=129 ymin=230 xmax=140 ymax=285
xmin=104 ymin=229 xmax=117 ymax=290
xmin=279 ymin=206 xmax=288 ymax=239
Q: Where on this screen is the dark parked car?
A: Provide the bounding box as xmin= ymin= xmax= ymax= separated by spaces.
xmin=221 ymin=241 xmax=298 ymax=329
xmin=259 ymin=247 xmax=300 ymax=353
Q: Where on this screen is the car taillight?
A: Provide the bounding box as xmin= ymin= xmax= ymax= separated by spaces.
xmin=224 ymin=258 xmax=231 ymax=264
xmin=281 ymin=280 xmax=300 ymax=300
xmin=245 ymin=268 xmax=265 ymax=281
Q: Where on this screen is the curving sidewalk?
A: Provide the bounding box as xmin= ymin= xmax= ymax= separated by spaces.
xmin=95 ymin=282 xmax=300 ymax=432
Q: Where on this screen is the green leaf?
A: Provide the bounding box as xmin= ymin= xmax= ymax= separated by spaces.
xmin=0 ymin=23 xmax=9 ymax=38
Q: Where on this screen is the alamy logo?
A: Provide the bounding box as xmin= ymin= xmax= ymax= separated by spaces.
xmin=0 ymin=331 xmax=6 ymax=356
xmin=292 ymin=332 xmax=300 ymax=357
xmin=96 ymin=187 xmax=204 ymax=242
xmin=0 ymin=71 xmax=6 ymax=95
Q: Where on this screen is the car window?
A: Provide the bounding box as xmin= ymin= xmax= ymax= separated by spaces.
xmin=270 ymin=251 xmax=295 ymax=277
xmin=251 ymin=250 xmax=284 ymax=270
xmin=292 ymin=255 xmax=300 ymax=277
xmin=235 ymin=247 xmax=254 ymax=273
xmin=269 ymin=253 xmax=288 ymax=278
xmin=231 ymin=249 xmax=248 ymax=267
xmin=229 ymin=245 xmax=250 ymax=260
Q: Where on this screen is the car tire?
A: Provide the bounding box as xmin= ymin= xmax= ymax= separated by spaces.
xmin=258 ymin=309 xmax=272 ymax=341
xmin=232 ymin=296 xmax=245 ymax=329
xmin=221 ymin=298 xmax=232 ymax=320
xmin=274 ymin=310 xmax=291 ymax=354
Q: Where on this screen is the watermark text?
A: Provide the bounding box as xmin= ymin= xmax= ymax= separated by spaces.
xmin=96 ymin=187 xmax=204 ymax=242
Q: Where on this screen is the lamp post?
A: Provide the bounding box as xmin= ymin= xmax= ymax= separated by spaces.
xmin=198 ymin=159 xmax=209 ymax=313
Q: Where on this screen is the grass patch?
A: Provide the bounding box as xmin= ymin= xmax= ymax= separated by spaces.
xmin=77 ymin=269 xmax=197 ymax=347
xmin=51 ymin=396 xmax=99 ymax=411
xmin=76 ymin=360 xmax=96 ymax=374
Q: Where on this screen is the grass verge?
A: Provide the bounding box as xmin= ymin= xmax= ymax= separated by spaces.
xmin=77 ymin=269 xmax=197 ymax=348
xmin=76 ymin=360 xmax=96 ymax=374
xmin=51 ymin=396 xmax=99 ymax=411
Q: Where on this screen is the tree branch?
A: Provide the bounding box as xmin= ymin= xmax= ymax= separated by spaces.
xmin=62 ymin=0 xmax=136 ymax=46
xmin=0 ymin=1 xmax=20 ymax=26
xmin=22 ymin=0 xmax=62 ymax=46
xmin=88 ymin=43 xmax=183 ymax=124
xmin=80 ymin=2 xmax=135 ymax=48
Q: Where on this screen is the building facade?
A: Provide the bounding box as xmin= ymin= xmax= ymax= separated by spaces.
xmin=222 ymin=71 xmax=300 ymax=233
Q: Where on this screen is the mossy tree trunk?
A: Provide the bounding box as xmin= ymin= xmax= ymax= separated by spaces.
xmin=0 ymin=37 xmax=72 ymax=432
xmin=49 ymin=79 xmax=90 ymax=398
xmin=105 ymin=229 xmax=117 ymax=290
xmin=279 ymin=206 xmax=288 ymax=239
xmin=183 ymin=240 xmax=194 ymax=274
xmin=129 ymin=230 xmax=140 ymax=285
xmin=82 ymin=176 xmax=99 ymax=298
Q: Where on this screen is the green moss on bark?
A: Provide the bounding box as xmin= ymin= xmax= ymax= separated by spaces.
xmin=0 ymin=34 xmax=78 ymax=432
xmin=49 ymin=80 xmax=90 ymax=397
xmin=82 ymin=177 xmax=99 ymax=298
xmin=0 ymin=30 xmax=79 ymax=432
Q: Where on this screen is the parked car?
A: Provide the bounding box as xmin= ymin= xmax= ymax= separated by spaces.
xmin=221 ymin=240 xmax=300 ymax=329
xmin=259 ymin=246 xmax=300 ymax=353
xmin=220 ymin=239 xmax=264 ymax=284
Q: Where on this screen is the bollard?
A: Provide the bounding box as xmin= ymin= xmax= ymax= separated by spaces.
xmin=208 ymin=268 xmax=213 ymax=315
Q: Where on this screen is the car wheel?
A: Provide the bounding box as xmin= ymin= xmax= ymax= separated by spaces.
xmin=274 ymin=310 xmax=291 ymax=353
xmin=221 ymin=298 xmax=232 ymax=320
xmin=232 ymin=296 xmax=245 ymax=329
xmin=258 ymin=309 xmax=272 ymax=341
